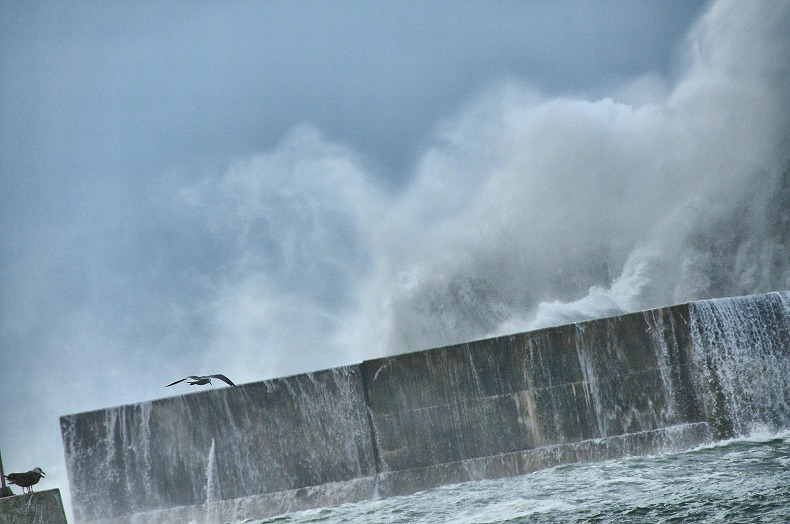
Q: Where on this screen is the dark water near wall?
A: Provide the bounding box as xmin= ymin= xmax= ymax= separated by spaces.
xmin=252 ymin=432 xmax=790 ymax=524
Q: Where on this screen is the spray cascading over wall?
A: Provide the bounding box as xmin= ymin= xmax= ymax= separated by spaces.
xmin=690 ymin=293 xmax=790 ymax=437
xmin=61 ymin=291 xmax=790 ymax=523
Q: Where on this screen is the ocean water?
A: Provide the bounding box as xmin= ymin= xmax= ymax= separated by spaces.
xmin=252 ymin=431 xmax=790 ymax=524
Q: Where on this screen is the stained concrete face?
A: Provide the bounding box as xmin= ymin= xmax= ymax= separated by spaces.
xmin=0 ymin=489 xmax=69 ymax=524
xmin=361 ymin=305 xmax=704 ymax=475
xmin=61 ymin=291 xmax=790 ymax=523
xmin=61 ymin=367 xmax=376 ymax=522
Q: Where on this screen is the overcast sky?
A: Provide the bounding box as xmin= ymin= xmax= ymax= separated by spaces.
xmin=3 ymin=0 xmax=790 ymax=520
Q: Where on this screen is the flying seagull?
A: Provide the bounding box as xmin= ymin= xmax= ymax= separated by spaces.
xmin=166 ymin=374 xmax=237 ymax=387
xmin=5 ymin=467 xmax=45 ymax=494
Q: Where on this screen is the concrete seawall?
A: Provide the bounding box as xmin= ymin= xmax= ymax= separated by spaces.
xmin=60 ymin=291 xmax=790 ymax=523
xmin=0 ymin=489 xmax=69 ymax=524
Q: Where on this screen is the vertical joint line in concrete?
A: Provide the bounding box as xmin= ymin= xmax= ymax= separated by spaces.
xmin=359 ymin=365 xmax=383 ymax=475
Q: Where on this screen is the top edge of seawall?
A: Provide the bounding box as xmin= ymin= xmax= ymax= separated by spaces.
xmin=686 ymin=290 xmax=789 ymax=308
xmin=59 ymin=290 xmax=788 ymax=421
xmin=361 ymin=290 xmax=789 ymax=363
xmin=59 ymin=363 xmax=361 ymax=420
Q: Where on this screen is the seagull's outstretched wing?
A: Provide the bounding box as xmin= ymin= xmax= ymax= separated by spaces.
xmin=209 ymin=374 xmax=237 ymax=387
xmin=166 ymin=376 xmax=200 ymax=387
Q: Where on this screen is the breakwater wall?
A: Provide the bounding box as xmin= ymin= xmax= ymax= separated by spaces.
xmin=60 ymin=291 xmax=790 ymax=523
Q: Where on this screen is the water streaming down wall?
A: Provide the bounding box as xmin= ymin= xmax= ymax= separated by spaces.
xmin=61 ymin=368 xmax=377 ymax=523
xmin=60 ymin=291 xmax=790 ymax=523
xmin=689 ymin=293 xmax=790 ymax=437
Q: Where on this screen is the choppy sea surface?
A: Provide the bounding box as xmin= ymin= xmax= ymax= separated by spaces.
xmin=250 ymin=431 xmax=790 ymax=524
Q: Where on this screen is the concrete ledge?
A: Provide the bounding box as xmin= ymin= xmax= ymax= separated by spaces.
xmin=80 ymin=477 xmax=377 ymax=524
xmin=0 ymin=489 xmax=68 ymax=524
xmin=376 ymin=422 xmax=712 ymax=497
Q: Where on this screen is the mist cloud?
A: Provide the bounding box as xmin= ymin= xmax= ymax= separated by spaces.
xmin=188 ymin=0 xmax=789 ymax=362
xmin=179 ymin=126 xmax=384 ymax=378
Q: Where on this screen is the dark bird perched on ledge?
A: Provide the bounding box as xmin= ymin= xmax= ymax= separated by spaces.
xmin=5 ymin=467 xmax=45 ymax=494
xmin=166 ymin=374 xmax=237 ymax=387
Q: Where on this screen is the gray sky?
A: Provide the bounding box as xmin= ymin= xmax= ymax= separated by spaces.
xmin=5 ymin=0 xmax=790 ymax=519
